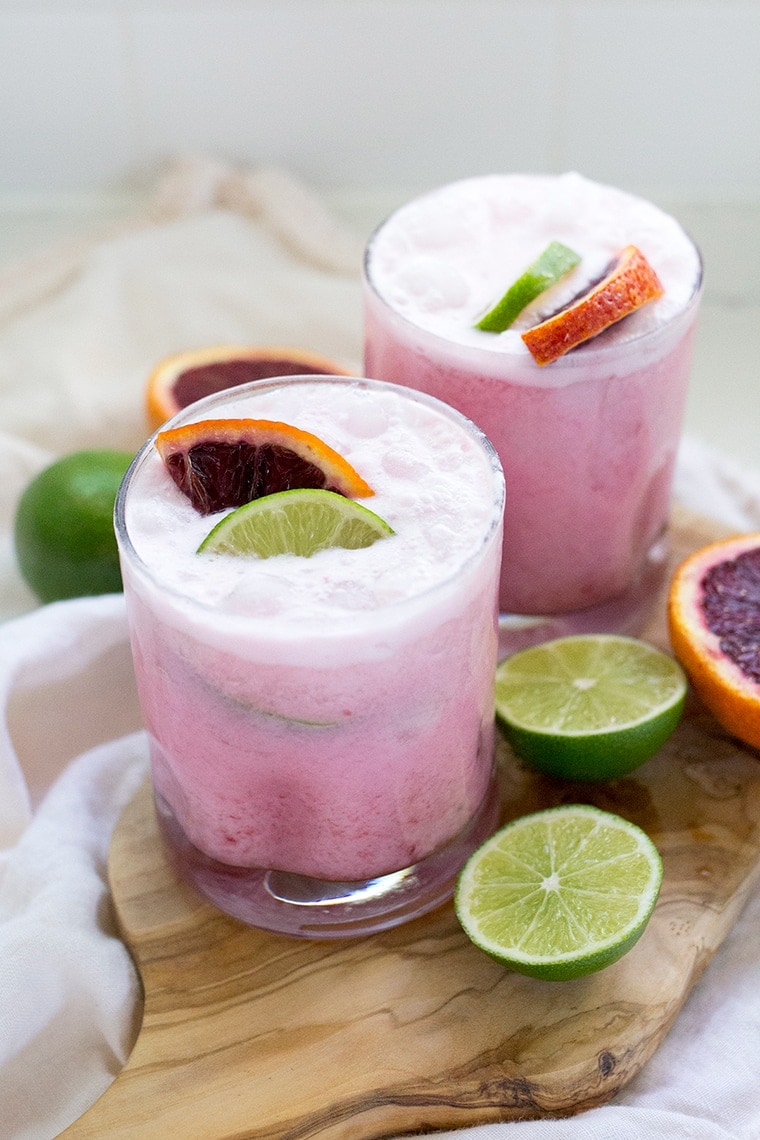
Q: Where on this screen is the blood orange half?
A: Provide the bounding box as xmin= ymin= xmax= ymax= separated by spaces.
xmin=668 ymin=532 xmax=760 ymax=750
xmin=521 ymin=245 xmax=664 ymax=366
xmin=155 ymin=418 xmax=375 ymax=515
xmin=146 ymin=345 xmax=352 ymax=430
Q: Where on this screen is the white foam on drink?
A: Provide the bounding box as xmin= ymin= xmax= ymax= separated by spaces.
xmin=366 ymin=173 xmax=701 ymax=354
xmin=124 ymin=380 xmax=502 ymax=623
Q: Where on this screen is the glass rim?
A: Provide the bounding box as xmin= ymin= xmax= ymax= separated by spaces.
xmin=362 ymin=188 xmax=704 ymax=369
xmin=115 ymin=373 xmax=506 ymax=631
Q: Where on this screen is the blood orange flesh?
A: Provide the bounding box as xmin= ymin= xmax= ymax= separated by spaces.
xmin=701 ymin=546 xmax=760 ymax=682
xmin=155 ymin=418 xmax=374 ymax=515
xmin=146 ymin=345 xmax=352 ymax=430
xmin=668 ymin=533 xmax=760 ymax=750
xmin=173 ymin=357 xmax=335 ymax=408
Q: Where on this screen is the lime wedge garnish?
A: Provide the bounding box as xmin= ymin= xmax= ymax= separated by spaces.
xmin=455 ymin=803 xmax=662 ymax=980
xmin=475 ymin=240 xmax=581 ymax=333
xmin=198 ymin=487 xmax=394 ymax=559
xmin=494 ymin=634 xmax=686 ymax=780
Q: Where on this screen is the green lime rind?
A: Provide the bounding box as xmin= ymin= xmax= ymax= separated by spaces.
xmin=499 ymin=701 xmax=684 ymax=781
xmin=253 ymin=709 xmax=340 ymax=728
xmin=14 ymin=449 xmax=133 ymax=603
xmin=183 ymin=658 xmax=344 ymax=729
xmin=198 ymin=487 xmax=394 ymax=559
xmin=475 ymin=241 xmax=581 ymax=333
xmin=217 ymin=687 xmax=341 ymax=727
xmin=455 ymin=803 xmax=663 ymax=981
xmin=228 ymin=696 xmax=340 ymax=729
xmin=494 ymin=635 xmax=687 ymax=781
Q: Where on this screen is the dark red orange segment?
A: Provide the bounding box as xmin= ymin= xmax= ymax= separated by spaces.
xmin=146 ymin=345 xmax=352 ymax=430
xmin=155 ymin=418 xmax=374 ymax=515
xmin=667 ymin=532 xmax=760 ymax=750
xmin=521 ymin=245 xmax=664 ymax=366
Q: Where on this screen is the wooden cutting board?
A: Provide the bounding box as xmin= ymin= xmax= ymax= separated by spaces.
xmin=62 ymin=506 xmax=760 ymax=1139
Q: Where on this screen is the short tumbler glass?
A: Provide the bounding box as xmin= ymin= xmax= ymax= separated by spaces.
xmin=363 ymin=173 xmax=703 ymax=656
xmin=115 ymin=375 xmax=505 ymax=938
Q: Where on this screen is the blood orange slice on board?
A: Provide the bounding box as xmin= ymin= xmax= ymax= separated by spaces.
xmin=155 ymin=418 xmax=375 ymax=515
xmin=668 ymin=532 xmax=760 ymax=750
xmin=521 ymin=245 xmax=664 ymax=366
xmin=146 ymin=345 xmax=352 ymax=430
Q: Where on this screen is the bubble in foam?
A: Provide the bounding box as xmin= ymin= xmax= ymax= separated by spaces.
xmin=322 ymin=579 xmax=376 ymax=612
xmin=393 ymin=260 xmax=469 ymax=314
xmin=426 ymin=522 xmax=460 ymax=556
xmin=344 ymin=398 xmax=389 ymax=439
xmin=382 ymin=447 xmax=432 ymax=481
xmin=226 ymin=573 xmax=287 ymax=616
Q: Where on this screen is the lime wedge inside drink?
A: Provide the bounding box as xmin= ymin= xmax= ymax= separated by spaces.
xmin=475 ymin=240 xmax=581 ymax=333
xmin=198 ymin=487 xmax=394 ymax=559
xmin=455 ymin=803 xmax=663 ymax=980
xmin=494 ymin=635 xmax=687 ymax=780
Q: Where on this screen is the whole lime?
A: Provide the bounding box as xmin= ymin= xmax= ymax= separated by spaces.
xmin=14 ymin=449 xmax=134 ymax=603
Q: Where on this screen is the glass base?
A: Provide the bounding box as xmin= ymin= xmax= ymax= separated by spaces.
xmin=153 ymin=765 xmax=502 ymax=940
xmin=498 ymin=530 xmax=669 ymax=659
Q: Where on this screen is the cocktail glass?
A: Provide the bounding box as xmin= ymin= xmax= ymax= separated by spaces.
xmin=363 ymin=175 xmax=703 ymax=656
xmin=115 ymin=375 xmax=505 ymax=938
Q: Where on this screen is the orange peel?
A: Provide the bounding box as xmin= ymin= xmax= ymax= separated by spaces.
xmin=146 ymin=344 xmax=352 ymax=431
xmin=156 ymin=418 xmax=375 ymax=515
xmin=521 ymin=245 xmax=664 ymax=365
xmin=667 ymin=533 xmax=760 ymax=750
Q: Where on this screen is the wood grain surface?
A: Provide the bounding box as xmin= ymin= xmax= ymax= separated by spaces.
xmin=62 ymin=506 xmax=760 ymax=1139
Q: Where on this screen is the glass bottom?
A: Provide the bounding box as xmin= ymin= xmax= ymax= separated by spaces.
xmin=498 ymin=530 xmax=669 ymax=659
xmin=153 ymin=764 xmax=502 ymax=939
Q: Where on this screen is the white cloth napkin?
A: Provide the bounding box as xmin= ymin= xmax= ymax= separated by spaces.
xmin=1 ymin=157 xmax=759 ymax=1139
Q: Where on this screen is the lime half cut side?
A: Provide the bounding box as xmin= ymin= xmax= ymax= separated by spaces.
xmin=495 ymin=635 xmax=687 ymax=780
xmin=475 ymin=241 xmax=581 ymax=333
xmin=455 ymin=804 xmax=663 ymax=980
xmin=198 ymin=487 xmax=394 ymax=559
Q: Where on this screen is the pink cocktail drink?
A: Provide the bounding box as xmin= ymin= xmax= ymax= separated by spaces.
xmin=363 ymin=173 xmax=702 ymax=650
xmin=115 ymin=376 xmax=504 ymax=938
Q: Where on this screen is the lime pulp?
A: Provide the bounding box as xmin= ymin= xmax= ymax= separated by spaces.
xmin=198 ymin=487 xmax=394 ymax=559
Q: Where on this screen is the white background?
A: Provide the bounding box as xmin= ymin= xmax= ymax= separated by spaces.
xmin=0 ymin=0 xmax=757 ymax=200
xmin=0 ymin=0 xmax=757 ymax=467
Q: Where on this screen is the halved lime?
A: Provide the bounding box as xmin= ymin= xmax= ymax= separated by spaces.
xmin=455 ymin=804 xmax=663 ymax=980
xmin=198 ymin=487 xmax=394 ymax=559
xmin=495 ymin=635 xmax=687 ymax=780
xmin=475 ymin=241 xmax=581 ymax=333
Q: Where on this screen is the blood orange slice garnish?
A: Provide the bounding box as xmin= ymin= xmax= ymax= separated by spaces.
xmin=146 ymin=345 xmax=352 ymax=430
xmin=521 ymin=245 xmax=664 ymax=366
xmin=667 ymin=532 xmax=760 ymax=750
xmin=156 ymin=418 xmax=375 ymax=515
